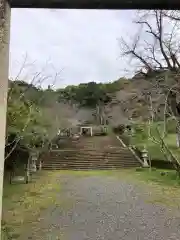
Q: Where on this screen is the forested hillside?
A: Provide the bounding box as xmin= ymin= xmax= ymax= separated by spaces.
xmin=7 ymin=69 xmax=180 ymax=152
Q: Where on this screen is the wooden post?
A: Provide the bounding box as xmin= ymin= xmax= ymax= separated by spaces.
xmin=25 ymin=157 xmax=31 ymax=184
xmin=0 ymin=0 xmax=11 ymax=235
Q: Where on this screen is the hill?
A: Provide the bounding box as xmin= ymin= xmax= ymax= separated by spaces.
xmin=8 ymin=70 xmax=180 ymax=136
xmin=6 ymin=69 xmax=180 ymax=172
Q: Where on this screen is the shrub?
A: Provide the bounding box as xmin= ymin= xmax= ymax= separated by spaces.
xmin=112 ymin=124 xmax=126 ymax=135
xmin=166 ymin=119 xmax=176 ymax=134
xmin=133 ymin=124 xmax=148 ymax=141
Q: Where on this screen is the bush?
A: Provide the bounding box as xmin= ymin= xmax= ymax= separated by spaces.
xmin=149 ymin=159 xmax=177 ymax=169
xmin=166 ymin=119 xmax=176 ymax=134
xmin=133 ymin=124 xmax=148 ymax=141
xmin=112 ymin=124 xmax=126 ymax=135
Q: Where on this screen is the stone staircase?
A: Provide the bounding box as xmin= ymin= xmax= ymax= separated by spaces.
xmin=41 ymin=136 xmax=142 ymax=170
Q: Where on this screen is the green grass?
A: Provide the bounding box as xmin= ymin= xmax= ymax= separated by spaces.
xmin=2 ymin=171 xmax=63 ymax=239
xmin=132 ymin=168 xmax=180 ymax=186
xmin=128 ymin=168 xmax=180 ymax=207
xmin=130 ymin=120 xmax=180 ymax=161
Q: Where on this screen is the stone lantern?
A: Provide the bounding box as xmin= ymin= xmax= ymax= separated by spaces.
xmin=141 ymin=147 xmax=149 ymax=167
xmin=31 ymin=152 xmax=38 ymax=172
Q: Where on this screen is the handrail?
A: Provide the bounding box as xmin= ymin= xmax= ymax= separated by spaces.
xmin=116 ymin=136 xmax=144 ymax=166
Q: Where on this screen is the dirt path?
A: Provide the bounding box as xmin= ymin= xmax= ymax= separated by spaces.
xmin=19 ymin=172 xmax=180 ymax=240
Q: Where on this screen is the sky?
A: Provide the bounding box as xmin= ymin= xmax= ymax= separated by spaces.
xmin=9 ymin=9 xmax=137 ymax=89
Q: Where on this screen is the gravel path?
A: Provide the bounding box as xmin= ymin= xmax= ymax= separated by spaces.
xmin=25 ymin=174 xmax=180 ymax=240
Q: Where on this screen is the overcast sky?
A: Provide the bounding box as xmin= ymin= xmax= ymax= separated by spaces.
xmin=9 ymin=9 xmax=137 ymax=89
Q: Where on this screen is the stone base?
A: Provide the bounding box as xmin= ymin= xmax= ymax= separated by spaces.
xmin=12 ymin=176 xmax=25 ymax=183
xmin=143 ymin=162 xmax=149 ymax=168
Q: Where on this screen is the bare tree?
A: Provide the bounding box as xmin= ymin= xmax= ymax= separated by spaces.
xmin=163 ymin=10 xmax=180 ymax=22
xmin=5 ymin=57 xmax=67 ymax=183
xmin=119 ymin=10 xmax=180 ymax=75
xmin=147 ymin=89 xmax=180 ymax=176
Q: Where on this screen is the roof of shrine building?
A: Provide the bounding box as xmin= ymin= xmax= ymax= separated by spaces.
xmin=8 ymin=0 xmax=179 ymax=9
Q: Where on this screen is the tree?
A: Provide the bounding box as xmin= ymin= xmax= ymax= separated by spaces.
xmin=147 ymin=88 xmax=180 ymax=176
xmin=56 ymin=81 xmax=113 ymax=125
xmin=119 ymin=10 xmax=180 ymax=75
xmin=5 ymin=70 xmax=65 ymax=180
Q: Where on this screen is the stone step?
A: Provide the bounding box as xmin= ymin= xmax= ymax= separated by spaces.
xmin=46 ymin=149 xmax=130 ymax=156
xmin=42 ymin=167 xmax=139 ymax=170
xmin=42 ymin=164 xmax=140 ymax=170
xmin=43 ymin=159 xmax=138 ymax=164
xmin=43 ymin=159 xmax=136 ymax=165
xmin=42 ymin=163 xmax=139 ymax=168
xmin=41 ymin=135 xmax=141 ymax=170
xmin=42 ymin=163 xmax=140 ymax=168
xmin=42 ymin=160 xmax=140 ymax=166
xmin=47 ymin=148 xmax=128 ymax=154
xmin=49 ymin=146 xmax=127 ymax=151
xmin=44 ymin=155 xmax=133 ymax=160
xmin=44 ymin=154 xmax=133 ymax=159
xmin=42 ymin=156 xmax=135 ymax=161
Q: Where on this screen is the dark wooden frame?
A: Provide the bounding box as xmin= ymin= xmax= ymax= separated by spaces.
xmin=8 ymin=0 xmax=180 ymax=10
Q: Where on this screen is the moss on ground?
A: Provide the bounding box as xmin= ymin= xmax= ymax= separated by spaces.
xmin=2 ymin=171 xmax=62 ymax=239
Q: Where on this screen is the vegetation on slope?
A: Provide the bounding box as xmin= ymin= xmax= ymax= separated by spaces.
xmin=56 ymin=79 xmax=129 ymax=107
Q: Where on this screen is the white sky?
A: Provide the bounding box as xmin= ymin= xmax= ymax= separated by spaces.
xmin=9 ymin=9 xmax=137 ymax=88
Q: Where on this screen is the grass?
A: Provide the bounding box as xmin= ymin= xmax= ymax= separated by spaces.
xmin=2 ymin=171 xmax=63 ymax=239
xmin=130 ymin=120 xmax=180 ymax=161
xmin=131 ymin=168 xmax=180 ymax=186
xmin=131 ymin=168 xmax=180 ymax=208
